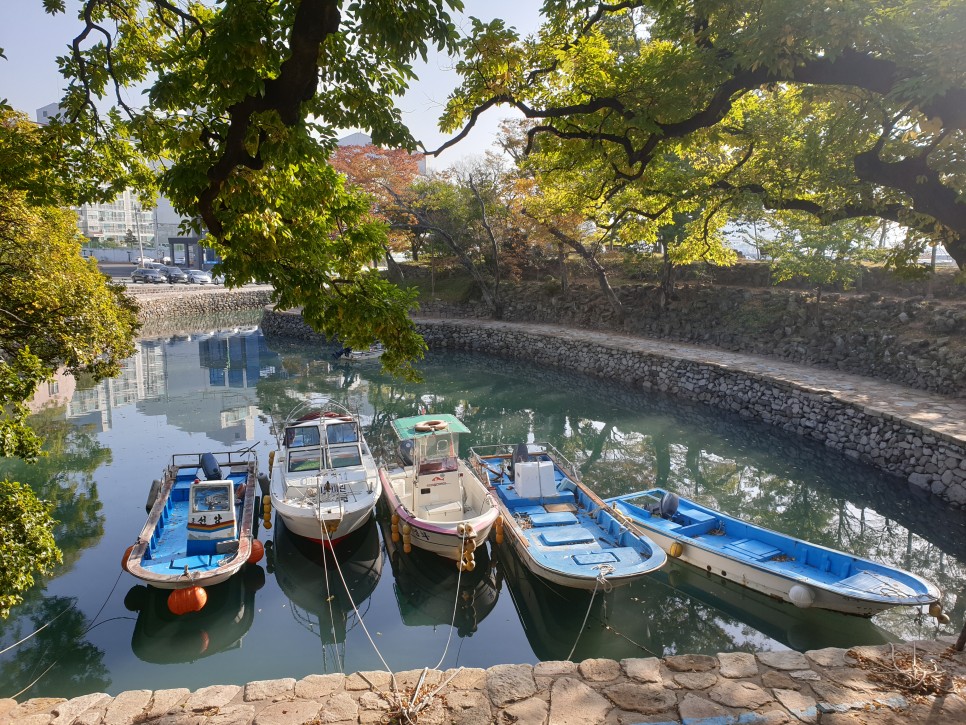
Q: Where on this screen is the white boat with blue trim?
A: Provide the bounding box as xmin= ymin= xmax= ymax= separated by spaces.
xmin=124 ymin=450 xmax=259 ymax=591
xmin=607 ymin=488 xmax=944 ymax=618
xmin=269 ymin=402 xmax=381 ymax=544
xmin=468 ymin=443 xmax=667 ymax=590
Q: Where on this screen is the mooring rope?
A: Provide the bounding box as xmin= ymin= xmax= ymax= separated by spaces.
xmin=566 ymin=564 xmax=615 ymax=661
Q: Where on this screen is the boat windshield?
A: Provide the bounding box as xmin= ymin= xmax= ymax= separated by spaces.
xmin=192 ymin=484 xmax=232 ymax=512
xmin=416 ymin=433 xmax=458 ymax=474
xmin=326 ymin=422 xmax=358 ymax=444
xmin=285 ymin=426 xmax=321 ymax=448
xmin=289 ymin=448 xmax=325 ymax=472
xmin=329 ymin=445 xmax=363 ymax=469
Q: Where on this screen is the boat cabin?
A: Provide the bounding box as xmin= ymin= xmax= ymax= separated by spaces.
xmin=283 ymin=419 xmax=363 ymax=475
xmin=391 ymin=414 xmax=472 ymax=522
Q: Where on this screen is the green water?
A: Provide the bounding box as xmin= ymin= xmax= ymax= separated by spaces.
xmin=1 ymin=326 xmax=963 ymax=700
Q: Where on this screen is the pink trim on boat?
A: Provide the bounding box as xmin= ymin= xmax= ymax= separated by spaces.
xmin=378 ymin=468 xmax=498 ymax=535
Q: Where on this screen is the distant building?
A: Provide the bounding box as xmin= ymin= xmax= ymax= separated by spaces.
xmin=37 ymin=101 xmax=194 ymax=253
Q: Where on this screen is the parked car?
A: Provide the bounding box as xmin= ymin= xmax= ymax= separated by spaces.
xmin=131 ymin=268 xmax=167 ymax=284
xmin=185 ymin=269 xmax=212 ymax=284
xmin=134 ymin=255 xmax=154 ymax=264
xmin=163 ymin=266 xmax=188 ymax=284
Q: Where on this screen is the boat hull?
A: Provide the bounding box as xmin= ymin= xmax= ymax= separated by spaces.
xmin=269 ymin=405 xmax=382 ymax=545
xmin=380 ymin=466 xmax=498 ymax=560
xmin=469 ymin=444 xmax=666 ymax=590
xmin=610 ymin=490 xmax=941 ymax=617
xmin=270 ymin=487 xmax=378 ymax=545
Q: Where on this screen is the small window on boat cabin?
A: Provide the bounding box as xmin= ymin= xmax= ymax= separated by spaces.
xmin=289 ymin=449 xmax=325 ymax=473
xmin=326 ymin=422 xmax=358 ymax=445
xmin=285 ymin=426 xmax=321 ymax=448
xmin=425 ymin=435 xmax=455 ymax=460
xmin=329 ymin=445 xmax=362 ymax=469
xmin=192 ymin=484 xmax=232 ymax=513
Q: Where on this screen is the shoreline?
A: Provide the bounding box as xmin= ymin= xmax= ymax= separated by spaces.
xmin=2 ymin=639 xmax=963 ymax=723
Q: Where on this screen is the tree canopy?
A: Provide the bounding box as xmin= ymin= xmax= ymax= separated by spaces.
xmin=2 ymin=0 xmax=470 ymax=378
xmin=441 ymin=0 xmax=966 ymax=271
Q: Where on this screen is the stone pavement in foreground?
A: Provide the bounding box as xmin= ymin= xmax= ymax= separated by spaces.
xmin=1 ymin=639 xmax=964 ymax=724
xmin=424 ymin=318 xmax=966 ymax=446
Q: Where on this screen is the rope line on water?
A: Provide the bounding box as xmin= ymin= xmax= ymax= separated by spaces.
xmin=3 ymin=569 xmax=125 ymax=700
xmin=0 ymin=603 xmax=73 ymax=656
xmin=566 ymin=564 xmax=615 ymax=661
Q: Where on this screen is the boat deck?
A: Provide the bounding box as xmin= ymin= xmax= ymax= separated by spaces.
xmin=613 ymin=493 xmax=933 ymax=602
xmin=140 ymin=467 xmax=248 ymax=576
xmin=477 ymin=453 xmax=661 ymax=582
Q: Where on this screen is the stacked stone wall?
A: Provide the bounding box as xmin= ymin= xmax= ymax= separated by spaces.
xmin=417 ymin=284 xmax=966 ymax=395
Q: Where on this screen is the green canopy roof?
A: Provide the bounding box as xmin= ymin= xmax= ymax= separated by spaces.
xmin=391 ymin=414 xmax=471 ymax=440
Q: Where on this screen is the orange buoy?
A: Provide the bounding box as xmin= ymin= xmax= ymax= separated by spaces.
xmin=248 ymin=538 xmax=265 ymax=564
xmin=168 ymin=585 xmax=207 ymax=615
xmin=121 ymin=544 xmax=135 ymax=572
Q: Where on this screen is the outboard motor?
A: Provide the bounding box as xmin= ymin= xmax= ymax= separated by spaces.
xmin=200 ymin=452 xmax=223 ymax=481
xmin=398 ymin=439 xmax=414 ymax=467
xmin=651 ymin=491 xmax=680 ymax=520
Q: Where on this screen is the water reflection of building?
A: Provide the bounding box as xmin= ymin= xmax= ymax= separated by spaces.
xmin=65 ymin=329 xmax=281 ymax=443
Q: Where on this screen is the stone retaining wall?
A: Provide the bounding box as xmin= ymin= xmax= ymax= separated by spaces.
xmin=416 ymin=319 xmax=966 ymax=508
xmin=133 ymin=288 xmax=274 ymax=326
xmin=3 ymin=639 xmax=963 ymax=723
xmin=417 ymin=283 xmax=966 ymax=396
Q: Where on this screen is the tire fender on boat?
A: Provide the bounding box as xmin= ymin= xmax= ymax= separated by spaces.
xmin=145 ymin=479 xmax=162 ymax=513
xmin=789 ymin=584 xmax=815 ymax=608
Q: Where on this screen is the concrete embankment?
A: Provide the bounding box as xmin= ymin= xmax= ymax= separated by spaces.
xmin=2 ymin=639 xmax=963 ymax=723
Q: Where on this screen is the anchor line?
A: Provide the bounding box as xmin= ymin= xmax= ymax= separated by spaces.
xmin=565 ymin=564 xmax=615 ymax=661
xmin=319 ymin=539 xmax=344 ymax=673
xmin=2 ymin=569 xmax=125 ymax=699
xmin=318 ymin=522 xmax=402 ymax=710
xmin=429 ymin=526 xmax=468 ymax=672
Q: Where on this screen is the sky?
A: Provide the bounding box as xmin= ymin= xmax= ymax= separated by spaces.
xmin=0 ymin=0 xmax=539 ymax=170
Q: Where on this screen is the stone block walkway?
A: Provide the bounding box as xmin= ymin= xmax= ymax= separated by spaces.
xmin=423 ymin=319 xmax=966 ymax=447
xmin=2 ymin=639 xmax=963 ymax=724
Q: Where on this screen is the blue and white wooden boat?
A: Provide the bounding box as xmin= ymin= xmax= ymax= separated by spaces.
xmin=608 ymin=488 xmax=943 ymax=617
xmin=124 ymin=450 xmax=259 ymax=591
xmin=468 ymin=443 xmax=666 ymax=590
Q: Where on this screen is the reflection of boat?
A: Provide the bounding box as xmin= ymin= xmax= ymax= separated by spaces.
xmin=269 ymin=517 xmax=382 ymax=670
xmin=610 ymin=489 xmax=943 ymax=617
xmin=334 ymin=343 xmax=384 ymax=361
xmin=609 ymin=489 xmax=943 ymax=617
xmin=380 ymin=415 xmax=498 ymax=564
xmin=125 ymin=569 xmax=260 ymax=663
xmin=378 ymin=510 xmax=499 ymax=637
xmin=469 ymin=443 xmax=665 ymax=589
xmin=124 ymin=450 xmax=259 ymax=590
xmin=497 ymin=538 xmax=899 ymax=663
xmin=650 ymin=561 xmax=900 ymax=652
xmin=269 ymin=402 xmax=381 ymax=544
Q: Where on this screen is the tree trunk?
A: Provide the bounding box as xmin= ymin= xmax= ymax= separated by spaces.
xmin=658 ymin=243 xmax=675 ymax=312
xmin=558 ymin=242 xmax=569 ymax=293
xmin=383 ymin=248 xmax=404 ymax=283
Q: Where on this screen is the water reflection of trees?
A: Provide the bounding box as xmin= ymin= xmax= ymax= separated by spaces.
xmin=0 ymin=595 xmax=109 ymax=699
xmin=0 ymin=405 xmax=108 ymax=571
xmin=257 ymin=344 xmax=966 ymax=639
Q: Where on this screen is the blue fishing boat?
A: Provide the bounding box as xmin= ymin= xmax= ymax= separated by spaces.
xmin=468 ymin=443 xmax=666 ymax=590
xmin=123 ymin=450 xmax=261 ymax=598
xmin=608 ymin=488 xmax=944 ymax=618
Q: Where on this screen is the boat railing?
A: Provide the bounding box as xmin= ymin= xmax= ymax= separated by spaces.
xmin=170 ymin=449 xmax=257 ymax=471
xmin=468 ymin=442 xmax=580 ymax=482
